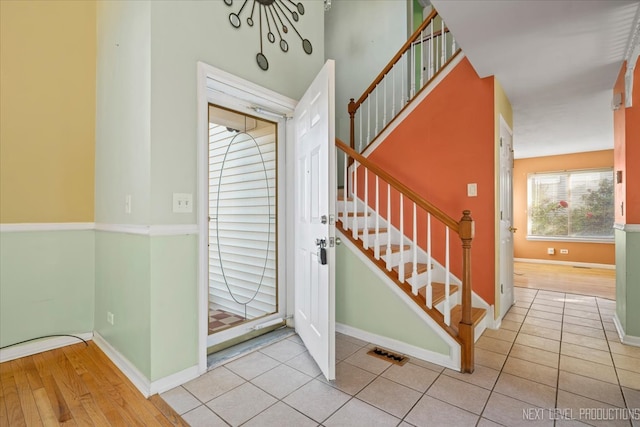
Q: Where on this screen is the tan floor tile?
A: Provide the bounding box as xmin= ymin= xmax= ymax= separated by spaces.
xmin=500 ymin=319 xmax=522 ymax=332
xmin=335 ymin=337 xmax=363 ymax=361
xmin=426 ymin=374 xmax=490 ymax=415
xmin=443 ymin=364 xmax=500 ymax=390
xmin=508 ymin=306 xmax=530 ymax=316
xmin=617 ymin=368 xmax=640 ymax=390
xmin=561 ymin=342 xmax=613 ymax=366
xmin=287 ymin=334 xmax=304 ymax=345
xmin=527 ymin=309 xmax=563 ymax=322
xmin=285 ymin=351 xmax=322 ymax=377
xmin=515 ymin=333 xmax=560 ymax=353
xmin=183 ymin=366 xmax=245 ymax=403
xmin=407 ymin=358 xmax=445 ymax=373
xmin=318 ymin=361 xmax=376 ymax=395
xmin=475 ymin=348 xmax=507 ymax=370
xmin=260 ymin=339 xmax=307 ymax=363
xmin=181 ymin=405 xmax=228 ymax=427
xmin=335 ymin=333 xmax=368 ymax=347
xmin=533 ymin=298 xmax=565 ymax=308
xmin=563 ymin=322 xmax=606 ymax=340
xmin=509 ymin=343 xmax=559 ymax=368
xmin=502 ymin=356 xmax=558 ymax=387
xmin=356 ymin=377 xmax=421 ymax=418
xmin=560 ymin=355 xmax=618 ymax=384
xmin=562 ymin=332 xmax=609 ymax=352
xmin=343 ymin=347 xmax=392 ymax=375
xmin=226 ymin=351 xmax=280 ymax=380
xmin=161 ymin=386 xmax=201 ymax=415
xmin=606 ymin=329 xmax=622 ymax=342
xmin=558 ymin=371 xmax=625 ymax=407
xmin=381 ymin=361 xmax=439 ymax=392
xmin=553 ymin=419 xmax=593 ymax=426
xmin=609 ymin=341 xmax=640 ymax=359
xmin=563 ymin=315 xmax=603 ymax=329
xmin=324 ymin=398 xmax=400 ymax=427
xmin=405 ymin=395 xmax=479 ymax=427
xmin=207 ymin=382 xmax=277 ymax=426
xmin=476 ymin=336 xmax=513 ymax=355
xmin=603 ymin=321 xmax=618 ymax=332
xmin=494 ymin=373 xmax=556 ymax=408
xmin=556 ymin=390 xmax=629 ymax=427
xmin=482 ymin=327 xmax=518 ymax=343
xmin=622 ymin=387 xmax=640 ymax=409
xmin=483 ymin=393 xmax=553 ymax=426
xmin=504 ymin=312 xmax=525 ymax=323
xmin=251 ymin=364 xmax=312 ymax=399
xmin=530 ymin=303 xmax=564 ymax=314
xmin=243 ymin=402 xmax=317 ymax=427
xmin=514 ymin=300 xmax=532 ymax=309
xmin=564 ymin=308 xmax=601 ymax=321
xmin=477 ymin=417 xmax=505 ymax=427
xmin=523 ymin=316 xmax=562 ymax=331
xmin=519 ymin=324 xmax=561 ymax=341
xmin=283 ymin=379 xmax=350 ymax=423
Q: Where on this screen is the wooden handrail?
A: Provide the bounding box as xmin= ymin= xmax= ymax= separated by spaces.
xmin=349 ymin=8 xmax=439 ymax=113
xmin=336 ymin=138 xmax=459 ymax=232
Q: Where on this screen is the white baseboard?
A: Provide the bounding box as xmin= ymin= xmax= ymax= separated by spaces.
xmin=336 ymin=323 xmax=460 ymax=371
xmin=514 ymin=258 xmax=615 ymax=270
xmin=150 ymin=365 xmax=200 ymax=395
xmin=93 ymin=332 xmax=152 ymax=397
xmin=93 ymin=332 xmax=199 ymax=397
xmin=0 ymin=332 xmax=94 ymax=363
xmin=613 ymin=314 xmax=640 ymax=347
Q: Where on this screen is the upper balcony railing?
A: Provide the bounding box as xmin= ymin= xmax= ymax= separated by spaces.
xmin=348 ymin=10 xmax=461 ymax=153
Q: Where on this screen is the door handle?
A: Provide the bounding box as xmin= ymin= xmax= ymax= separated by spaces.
xmin=509 ymin=226 xmax=517 ymax=233
xmin=335 ymin=237 xmax=342 ymax=245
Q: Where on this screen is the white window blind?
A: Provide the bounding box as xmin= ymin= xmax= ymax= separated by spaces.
xmin=527 ymin=169 xmax=614 ymax=240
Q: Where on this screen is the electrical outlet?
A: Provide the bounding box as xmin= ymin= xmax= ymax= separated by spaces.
xmin=107 ymin=311 xmax=114 ymax=325
xmin=467 ymin=183 xmax=478 ymax=197
xmin=547 ymin=248 xmax=555 ymax=255
xmin=560 ymin=249 xmax=569 ymax=254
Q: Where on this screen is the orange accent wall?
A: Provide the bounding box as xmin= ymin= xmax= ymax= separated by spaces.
xmin=366 ymin=57 xmax=496 ymax=305
xmin=513 ymin=151 xmax=615 ymax=265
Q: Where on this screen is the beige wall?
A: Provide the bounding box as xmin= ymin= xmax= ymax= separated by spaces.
xmin=513 ymin=150 xmax=615 ymax=265
xmin=1 ymin=0 xmax=96 ymax=223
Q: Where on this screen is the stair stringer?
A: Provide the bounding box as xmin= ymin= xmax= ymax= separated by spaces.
xmin=336 ymin=228 xmax=461 ymax=371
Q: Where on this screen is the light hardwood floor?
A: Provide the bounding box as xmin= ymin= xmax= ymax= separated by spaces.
xmin=514 ymin=261 xmax=616 ymax=300
xmin=0 ymin=341 xmax=187 ymax=426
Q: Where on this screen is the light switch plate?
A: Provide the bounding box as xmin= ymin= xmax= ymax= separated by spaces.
xmin=467 ymin=183 xmax=477 ymax=197
xmin=173 ymin=193 xmax=193 ymax=213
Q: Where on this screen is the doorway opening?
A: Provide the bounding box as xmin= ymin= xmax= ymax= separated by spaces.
xmin=206 ymin=104 xmax=283 ymax=352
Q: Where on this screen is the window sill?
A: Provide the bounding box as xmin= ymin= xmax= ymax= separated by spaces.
xmin=526 ymin=236 xmax=614 ymax=244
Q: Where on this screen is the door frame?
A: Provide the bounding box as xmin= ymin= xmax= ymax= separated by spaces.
xmin=196 ymin=62 xmax=297 ymax=374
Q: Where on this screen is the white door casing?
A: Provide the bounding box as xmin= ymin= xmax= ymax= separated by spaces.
xmin=499 ymin=117 xmax=515 ymax=318
xmin=292 ymin=60 xmax=336 ymax=381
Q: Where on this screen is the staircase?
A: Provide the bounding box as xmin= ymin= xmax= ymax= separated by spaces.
xmin=335 ymin=9 xmax=489 ymax=373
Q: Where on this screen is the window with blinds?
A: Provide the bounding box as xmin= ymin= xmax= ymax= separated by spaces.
xmin=527 ymin=168 xmax=614 ymax=240
xmin=208 ymin=112 xmax=277 ymax=321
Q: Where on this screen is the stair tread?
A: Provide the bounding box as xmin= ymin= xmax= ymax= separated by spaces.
xmin=418 ymin=282 xmax=459 ymax=306
xmin=338 ymin=212 xmax=371 ymax=217
xmin=389 ymin=244 xmax=410 ymax=253
xmin=392 ymin=262 xmax=430 ymax=279
xmin=450 ymin=305 xmax=487 ymax=330
xmin=358 ymin=228 xmax=387 ymax=234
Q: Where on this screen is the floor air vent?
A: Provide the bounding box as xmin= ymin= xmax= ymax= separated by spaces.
xmin=367 ymin=347 xmax=409 ymax=366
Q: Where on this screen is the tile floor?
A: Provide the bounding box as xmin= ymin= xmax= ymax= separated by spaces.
xmin=164 ymin=288 xmax=640 ymax=426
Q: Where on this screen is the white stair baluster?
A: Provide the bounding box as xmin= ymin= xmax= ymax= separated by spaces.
xmin=367 ymin=97 xmax=371 ymax=147
xmin=342 ymin=152 xmax=348 ymax=227
xmin=411 ymin=203 xmax=418 ymax=295
xmin=420 ymin=29 xmax=424 ymax=89
xmin=363 ymin=168 xmax=369 ymax=249
xmin=429 ymin=22 xmax=434 ymax=80
xmin=352 ymin=162 xmax=358 ymax=240
xmin=444 ymin=226 xmax=451 ymax=325
xmin=392 ymin=66 xmax=396 ymax=117
xmin=426 ymin=213 xmax=433 ymax=308
xmin=375 ymin=85 xmax=379 ymax=135
xmin=383 ymin=77 xmax=387 ymax=128
xmin=441 ymin=19 xmax=445 ymax=70
xmin=410 ymin=41 xmax=416 ymax=99
xmin=359 ymin=105 xmax=363 ymax=152
xmin=386 ymin=183 xmax=392 ymax=270
xmin=399 ymin=194 xmax=405 ymax=283
xmin=374 ymin=176 xmax=380 ymax=259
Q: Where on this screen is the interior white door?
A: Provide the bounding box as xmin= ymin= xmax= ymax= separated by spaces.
xmin=499 ymin=120 xmax=515 ymax=318
xmin=293 ymin=60 xmax=336 ymax=380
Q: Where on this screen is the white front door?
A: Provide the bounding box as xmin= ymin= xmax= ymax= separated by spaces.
xmin=293 ymin=60 xmax=336 ymax=381
xmin=499 ymin=118 xmax=515 ymax=318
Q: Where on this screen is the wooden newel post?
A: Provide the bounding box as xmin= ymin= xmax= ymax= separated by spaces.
xmin=348 ymin=98 xmax=356 ymax=151
xmin=458 ymin=209 xmax=475 ymax=373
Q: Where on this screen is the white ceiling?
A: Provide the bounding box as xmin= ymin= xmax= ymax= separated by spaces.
xmin=431 ymin=0 xmax=640 ymax=159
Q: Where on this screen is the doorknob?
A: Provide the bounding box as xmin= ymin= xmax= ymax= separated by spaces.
xmin=335 ymin=237 xmax=342 ymax=245
xmin=509 ymin=226 xmax=518 ymax=233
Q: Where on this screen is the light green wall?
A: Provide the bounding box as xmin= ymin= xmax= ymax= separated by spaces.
xmin=95 ymin=232 xmax=151 ymax=377
xmin=616 ymin=229 xmax=640 ymax=337
xmin=0 ymin=231 xmax=94 ymax=347
xmin=149 ymin=0 xmax=325 ymax=225
xmin=150 ymin=235 xmax=198 ymax=381
xmin=336 ymin=244 xmax=450 ymax=356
